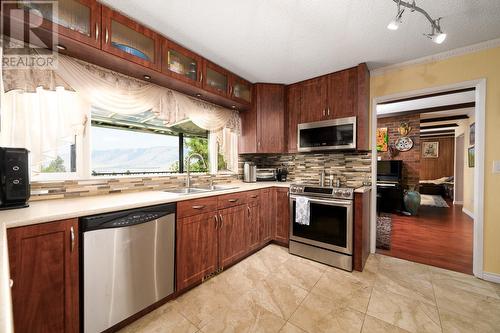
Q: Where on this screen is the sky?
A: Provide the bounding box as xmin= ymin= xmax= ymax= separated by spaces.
xmin=91 ymin=126 xmax=178 ymax=151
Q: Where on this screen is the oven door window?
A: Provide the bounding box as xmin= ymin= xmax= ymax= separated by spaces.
xmin=292 ymin=200 xmax=348 ymax=248
xmin=299 ymin=124 xmax=354 ymax=149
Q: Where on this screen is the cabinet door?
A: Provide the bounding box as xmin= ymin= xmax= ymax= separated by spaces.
xmin=286 ymin=84 xmax=301 ymax=153
xmin=259 ymin=189 xmax=273 ymax=244
xmin=101 ymin=6 xmax=160 ymax=70
xmin=162 ymin=39 xmax=202 ymax=87
xmin=238 ymin=89 xmax=258 ymax=153
xmin=16 ymin=0 xmax=101 ymax=48
xmin=274 ymin=188 xmax=290 ymax=244
xmin=299 ymin=77 xmax=327 ymax=123
xmin=203 ymin=61 xmax=229 ymax=97
xmin=257 ymin=83 xmax=286 ymax=153
xmin=177 ymin=212 xmax=218 ymax=291
xmin=218 ymin=205 xmax=247 ymax=268
xmin=230 ymin=75 xmax=252 ymax=104
xmin=247 ymin=201 xmax=261 ymax=252
xmin=327 ymin=68 xmax=357 ymax=119
xmin=7 ymin=219 xmax=79 ymax=333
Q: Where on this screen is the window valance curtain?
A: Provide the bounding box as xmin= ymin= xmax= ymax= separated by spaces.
xmin=2 ymin=50 xmax=241 ymax=133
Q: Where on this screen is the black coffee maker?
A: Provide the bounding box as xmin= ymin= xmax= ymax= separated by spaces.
xmin=0 ymin=147 xmax=30 ymax=210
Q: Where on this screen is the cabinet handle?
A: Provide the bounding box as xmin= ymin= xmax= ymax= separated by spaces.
xmin=199 ymin=72 xmax=203 ymax=83
xmin=95 ymin=23 xmax=99 ymax=41
xmin=70 ymin=226 xmax=75 ymax=253
xmin=327 ymin=107 xmax=330 ymax=116
xmin=214 ymin=215 xmax=219 ymax=229
xmin=192 ymin=205 xmax=205 ymax=209
xmin=219 ymin=214 xmax=223 ymax=228
xmin=250 ymin=195 xmax=258 ymax=198
xmin=9 ymin=279 xmax=13 ymax=288
xmin=229 ymin=85 xmax=233 ymax=96
xmin=247 ymin=206 xmax=251 ymax=218
xmin=228 ymin=199 xmax=239 ymax=203
xmin=105 ymin=28 xmax=109 ymax=44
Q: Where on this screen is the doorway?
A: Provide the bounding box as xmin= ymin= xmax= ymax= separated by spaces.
xmin=370 ymin=80 xmax=486 ymax=278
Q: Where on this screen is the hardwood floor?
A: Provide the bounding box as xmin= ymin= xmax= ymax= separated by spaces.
xmin=377 ymin=201 xmax=473 ymax=274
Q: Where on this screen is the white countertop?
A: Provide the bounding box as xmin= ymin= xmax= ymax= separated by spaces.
xmin=0 ymin=180 xmax=369 ymax=332
xmin=0 ymin=181 xmax=289 ymax=333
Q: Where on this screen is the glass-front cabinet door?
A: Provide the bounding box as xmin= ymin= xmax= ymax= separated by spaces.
xmin=203 ymin=61 xmax=229 ymax=96
xmin=162 ymin=40 xmax=202 ymax=87
xmin=230 ymin=76 xmax=252 ymax=104
xmin=101 ymin=6 xmax=160 ymax=70
xmin=16 ymin=0 xmax=101 ymax=48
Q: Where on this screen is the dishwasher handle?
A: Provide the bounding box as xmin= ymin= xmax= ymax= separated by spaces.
xmin=80 ymin=203 xmax=176 ymax=232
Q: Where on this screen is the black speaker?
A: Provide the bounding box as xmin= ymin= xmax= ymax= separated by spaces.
xmin=0 ymin=147 xmax=30 ymax=210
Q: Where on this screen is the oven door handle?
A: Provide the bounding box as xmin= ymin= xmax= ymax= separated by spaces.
xmin=290 ymin=195 xmax=352 ymax=207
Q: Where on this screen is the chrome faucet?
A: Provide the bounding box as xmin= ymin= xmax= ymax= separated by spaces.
xmin=186 ymin=153 xmax=207 ymax=188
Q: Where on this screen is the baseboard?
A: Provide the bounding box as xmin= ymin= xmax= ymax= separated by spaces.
xmin=453 ymin=201 xmax=463 ymax=205
xmin=462 ymin=207 xmax=475 ymax=219
xmin=483 ymin=271 xmax=500 ymax=284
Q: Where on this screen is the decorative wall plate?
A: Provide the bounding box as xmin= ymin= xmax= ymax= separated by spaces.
xmin=395 ymin=136 xmax=414 ymax=151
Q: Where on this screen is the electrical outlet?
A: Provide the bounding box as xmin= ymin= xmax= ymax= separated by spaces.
xmin=493 ymin=161 xmax=500 ymax=174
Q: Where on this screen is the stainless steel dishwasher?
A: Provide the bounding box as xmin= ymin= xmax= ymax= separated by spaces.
xmin=80 ymin=203 xmax=176 ymax=333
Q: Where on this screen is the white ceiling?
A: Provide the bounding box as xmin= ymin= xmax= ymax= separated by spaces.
xmin=100 ymin=0 xmax=500 ymax=84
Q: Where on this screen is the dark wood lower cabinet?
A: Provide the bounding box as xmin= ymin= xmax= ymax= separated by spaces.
xmin=274 ymin=188 xmax=290 ymax=244
xmin=176 ymin=212 xmax=219 ymax=291
xmin=247 ymin=200 xmax=261 ymax=251
xmin=219 ymin=205 xmax=247 ymax=268
xmin=7 ymin=219 xmax=79 ymax=333
xmin=354 ymin=190 xmax=371 ymax=271
xmin=259 ymin=189 xmax=273 ymax=243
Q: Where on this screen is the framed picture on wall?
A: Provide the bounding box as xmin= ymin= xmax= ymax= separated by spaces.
xmin=468 ymin=146 xmax=475 ymax=167
xmin=422 ymin=141 xmax=439 ymax=158
xmin=376 ymin=127 xmax=388 ymax=152
xmin=469 ymin=123 xmax=475 ymax=146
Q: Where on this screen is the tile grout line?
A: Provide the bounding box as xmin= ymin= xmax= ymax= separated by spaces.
xmin=430 ymin=275 xmax=445 ymax=332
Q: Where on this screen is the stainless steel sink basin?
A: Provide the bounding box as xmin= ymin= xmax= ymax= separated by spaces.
xmin=200 ymin=185 xmax=240 ymax=191
xmin=164 ymin=185 xmax=239 ymax=195
xmin=164 ymin=187 xmax=211 ymax=195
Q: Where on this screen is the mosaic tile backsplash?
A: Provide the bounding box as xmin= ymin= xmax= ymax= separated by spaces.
xmin=239 ymin=152 xmax=372 ymax=187
xmin=30 ymin=174 xmax=239 ymax=201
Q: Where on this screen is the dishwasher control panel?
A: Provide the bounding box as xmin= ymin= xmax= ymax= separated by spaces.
xmin=80 ymin=203 xmax=176 ymax=232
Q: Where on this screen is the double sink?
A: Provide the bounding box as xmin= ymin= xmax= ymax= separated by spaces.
xmin=165 ymin=185 xmax=239 ymax=195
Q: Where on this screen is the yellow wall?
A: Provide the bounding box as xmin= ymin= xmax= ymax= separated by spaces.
xmin=370 ymin=46 xmax=500 ymax=274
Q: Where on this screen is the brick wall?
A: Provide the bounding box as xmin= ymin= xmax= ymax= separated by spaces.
xmin=377 ymin=114 xmax=420 ymax=189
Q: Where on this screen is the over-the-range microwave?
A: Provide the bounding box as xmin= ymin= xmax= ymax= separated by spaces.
xmin=297 ymin=116 xmax=357 ymax=152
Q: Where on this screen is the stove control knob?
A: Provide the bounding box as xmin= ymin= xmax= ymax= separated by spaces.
xmin=334 ymin=190 xmax=342 ymax=196
xmin=343 ymin=191 xmax=351 ymax=198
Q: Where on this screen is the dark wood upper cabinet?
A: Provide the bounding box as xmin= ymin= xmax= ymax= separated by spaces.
xmin=356 ymin=63 xmax=370 ymax=151
xmin=15 ymin=0 xmax=101 ymax=48
xmin=162 ymin=39 xmax=202 ymax=87
xmin=286 ymin=84 xmax=301 ymax=153
xmin=239 ymin=83 xmax=286 ymax=154
xmin=230 ymin=75 xmax=252 ymax=104
xmin=326 ymin=68 xmax=357 ymax=119
xmin=203 ymin=60 xmax=230 ymax=97
xmin=101 ymin=6 xmax=161 ymax=70
xmin=299 ymin=76 xmax=328 ymax=123
xmin=7 ymin=219 xmax=79 ymax=333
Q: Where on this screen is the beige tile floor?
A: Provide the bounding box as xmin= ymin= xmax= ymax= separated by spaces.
xmin=119 ymin=245 xmax=500 ymax=333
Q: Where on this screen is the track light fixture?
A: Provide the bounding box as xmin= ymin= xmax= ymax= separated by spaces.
xmin=387 ymin=0 xmax=446 ymax=44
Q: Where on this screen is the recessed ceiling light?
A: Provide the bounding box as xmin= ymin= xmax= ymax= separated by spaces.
xmin=143 ymin=75 xmax=151 ymax=80
xmin=56 ymin=44 xmax=66 ymax=50
xmin=196 ymin=93 xmax=202 ymax=97
xmin=231 ymin=105 xmax=236 ymax=109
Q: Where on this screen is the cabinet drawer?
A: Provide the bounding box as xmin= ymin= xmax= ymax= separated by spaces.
xmin=178 ymin=197 xmax=218 ymax=218
xmin=217 ymin=192 xmax=247 ymax=209
xmin=246 ymin=190 xmax=261 ymax=204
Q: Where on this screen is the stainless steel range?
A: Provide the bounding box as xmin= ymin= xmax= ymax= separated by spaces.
xmin=289 ymin=184 xmax=354 ymax=271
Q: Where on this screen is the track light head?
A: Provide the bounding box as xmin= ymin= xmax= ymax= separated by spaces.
xmin=387 ymin=5 xmax=404 ymax=30
xmin=425 ymin=18 xmax=446 ymax=44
